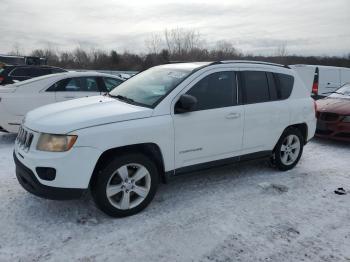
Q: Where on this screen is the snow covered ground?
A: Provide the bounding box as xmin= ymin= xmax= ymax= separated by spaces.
xmin=0 ymin=132 xmax=350 ymax=262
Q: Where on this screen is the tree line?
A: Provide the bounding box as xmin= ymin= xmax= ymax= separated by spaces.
xmin=9 ymin=28 xmax=350 ymax=71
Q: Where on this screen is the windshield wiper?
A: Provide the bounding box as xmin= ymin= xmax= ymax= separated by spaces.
xmin=322 ymin=91 xmax=345 ymax=95
xmin=111 ymin=94 xmax=135 ymax=103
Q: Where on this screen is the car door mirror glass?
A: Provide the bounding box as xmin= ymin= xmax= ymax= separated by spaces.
xmin=175 ymin=94 xmax=197 ymax=114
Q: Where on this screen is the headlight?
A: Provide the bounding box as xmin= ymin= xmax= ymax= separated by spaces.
xmin=36 ymin=133 xmax=77 ymax=152
xmin=343 ymin=116 xmax=350 ymax=123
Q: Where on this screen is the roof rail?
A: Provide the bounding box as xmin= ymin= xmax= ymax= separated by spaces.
xmin=214 ymin=60 xmax=291 ymax=69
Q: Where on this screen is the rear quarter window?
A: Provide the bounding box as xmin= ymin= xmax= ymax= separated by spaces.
xmin=274 ymin=73 xmax=294 ymax=99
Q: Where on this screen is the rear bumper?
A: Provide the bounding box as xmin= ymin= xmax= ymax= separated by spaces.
xmin=14 ymin=152 xmax=84 ymax=200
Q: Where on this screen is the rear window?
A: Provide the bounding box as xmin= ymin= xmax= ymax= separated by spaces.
xmin=274 ymin=73 xmax=294 ymax=99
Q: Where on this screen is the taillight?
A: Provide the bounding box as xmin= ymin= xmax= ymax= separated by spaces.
xmin=312 ymin=82 xmax=318 ymax=95
xmin=312 ymin=67 xmax=319 ymax=96
xmin=0 ymin=76 xmax=4 ymax=84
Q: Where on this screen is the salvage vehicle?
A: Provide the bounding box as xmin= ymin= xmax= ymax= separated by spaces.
xmin=0 ymin=71 xmax=124 ymax=133
xmin=14 ymin=61 xmax=316 ymax=217
xmin=316 ymin=83 xmax=350 ymax=141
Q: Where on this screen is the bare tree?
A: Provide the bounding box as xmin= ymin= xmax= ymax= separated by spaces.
xmin=8 ymin=43 xmax=23 ymax=56
xmin=275 ymin=43 xmax=288 ymax=57
xmin=164 ymin=28 xmax=203 ymax=58
xmin=211 ymin=40 xmax=240 ymax=59
xmin=145 ymin=33 xmax=163 ymax=54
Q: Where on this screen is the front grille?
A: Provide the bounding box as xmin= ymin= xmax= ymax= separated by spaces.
xmin=16 ymin=126 xmax=34 ymax=151
xmin=319 ymin=112 xmax=339 ymax=122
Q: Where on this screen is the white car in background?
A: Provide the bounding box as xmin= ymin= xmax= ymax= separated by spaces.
xmin=0 ymin=71 xmax=124 ymax=133
xmin=290 ymin=64 xmax=350 ymax=99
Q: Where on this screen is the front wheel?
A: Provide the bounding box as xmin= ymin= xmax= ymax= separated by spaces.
xmin=272 ymin=128 xmax=304 ymax=171
xmin=91 ymin=153 xmax=159 ymax=217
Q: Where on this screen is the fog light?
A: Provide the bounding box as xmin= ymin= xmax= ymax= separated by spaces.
xmin=36 ymin=167 xmax=56 ymax=181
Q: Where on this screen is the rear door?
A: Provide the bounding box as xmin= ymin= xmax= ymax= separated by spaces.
xmin=54 ymin=77 xmax=102 ymax=102
xmin=240 ymin=69 xmax=290 ymax=153
xmin=318 ymin=68 xmax=341 ymax=95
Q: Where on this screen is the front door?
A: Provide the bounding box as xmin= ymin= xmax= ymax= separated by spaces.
xmin=173 ymin=71 xmax=244 ymax=169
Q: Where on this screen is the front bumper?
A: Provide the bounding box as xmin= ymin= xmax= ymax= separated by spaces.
xmin=315 ymin=119 xmax=350 ymax=142
xmin=14 ymin=152 xmax=84 ymax=200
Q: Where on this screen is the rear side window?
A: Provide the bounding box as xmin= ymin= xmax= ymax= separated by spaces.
xmin=51 ymin=77 xmax=100 ymax=92
xmin=241 ymin=71 xmax=270 ymax=104
xmin=186 ymin=71 xmax=236 ymax=111
xmin=274 ymin=73 xmax=294 ymax=99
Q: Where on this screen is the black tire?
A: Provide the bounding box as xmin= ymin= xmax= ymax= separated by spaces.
xmin=272 ymin=127 xmax=304 ymax=171
xmin=91 ymin=153 xmax=159 ymax=217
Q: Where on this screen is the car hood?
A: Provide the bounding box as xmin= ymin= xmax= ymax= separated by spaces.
xmin=25 ymin=95 xmax=153 ymax=134
xmin=316 ymin=98 xmax=350 ymax=115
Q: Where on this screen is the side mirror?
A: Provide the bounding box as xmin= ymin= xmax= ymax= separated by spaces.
xmin=175 ymin=94 xmax=197 ymax=114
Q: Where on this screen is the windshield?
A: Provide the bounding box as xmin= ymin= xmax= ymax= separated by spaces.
xmin=109 ymin=67 xmax=192 ymax=107
xmin=329 ymin=84 xmax=350 ymax=99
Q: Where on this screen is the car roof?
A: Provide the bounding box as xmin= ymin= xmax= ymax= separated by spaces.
xmin=158 ymin=60 xmax=291 ymax=73
xmin=14 ymin=71 xmax=124 ymax=87
xmin=3 ymin=64 xmax=64 ymax=69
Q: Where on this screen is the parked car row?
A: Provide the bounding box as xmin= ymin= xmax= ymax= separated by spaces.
xmin=0 ymin=71 xmax=124 ymax=132
xmin=13 ymin=61 xmax=317 ymax=217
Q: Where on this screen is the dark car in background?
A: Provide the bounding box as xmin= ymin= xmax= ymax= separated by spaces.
xmin=0 ymin=65 xmax=67 ymax=85
xmin=316 ymin=84 xmax=350 ymax=141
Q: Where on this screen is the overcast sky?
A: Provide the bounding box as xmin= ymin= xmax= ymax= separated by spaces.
xmin=1 ymin=0 xmax=349 ymax=56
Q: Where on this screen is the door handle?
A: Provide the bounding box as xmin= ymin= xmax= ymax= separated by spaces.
xmin=64 ymin=96 xmax=76 ymax=99
xmin=226 ymin=112 xmax=241 ymax=119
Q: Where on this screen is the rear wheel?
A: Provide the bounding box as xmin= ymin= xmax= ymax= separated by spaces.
xmin=272 ymin=128 xmax=304 ymax=171
xmin=91 ymin=153 xmax=159 ymax=217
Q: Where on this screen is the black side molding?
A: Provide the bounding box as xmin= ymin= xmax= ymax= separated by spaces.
xmin=165 ymin=150 xmax=272 ymax=181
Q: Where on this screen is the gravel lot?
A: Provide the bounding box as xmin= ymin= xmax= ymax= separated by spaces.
xmin=0 ymin=132 xmax=350 ymax=262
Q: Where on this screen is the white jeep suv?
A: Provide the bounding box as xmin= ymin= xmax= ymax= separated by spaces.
xmin=14 ymin=61 xmax=316 ymax=217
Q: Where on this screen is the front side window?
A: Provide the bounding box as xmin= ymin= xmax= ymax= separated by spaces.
xmin=109 ymin=67 xmax=192 ymax=108
xmin=186 ymin=71 xmax=236 ymax=111
xmin=48 ymin=77 xmax=99 ymax=92
xmin=241 ymin=71 xmax=270 ymax=104
xmin=64 ymin=77 xmax=99 ymax=92
xmin=103 ymin=77 xmax=123 ymax=91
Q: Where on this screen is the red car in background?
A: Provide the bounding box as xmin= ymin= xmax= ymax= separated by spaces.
xmin=316 ymin=84 xmax=350 ymax=142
